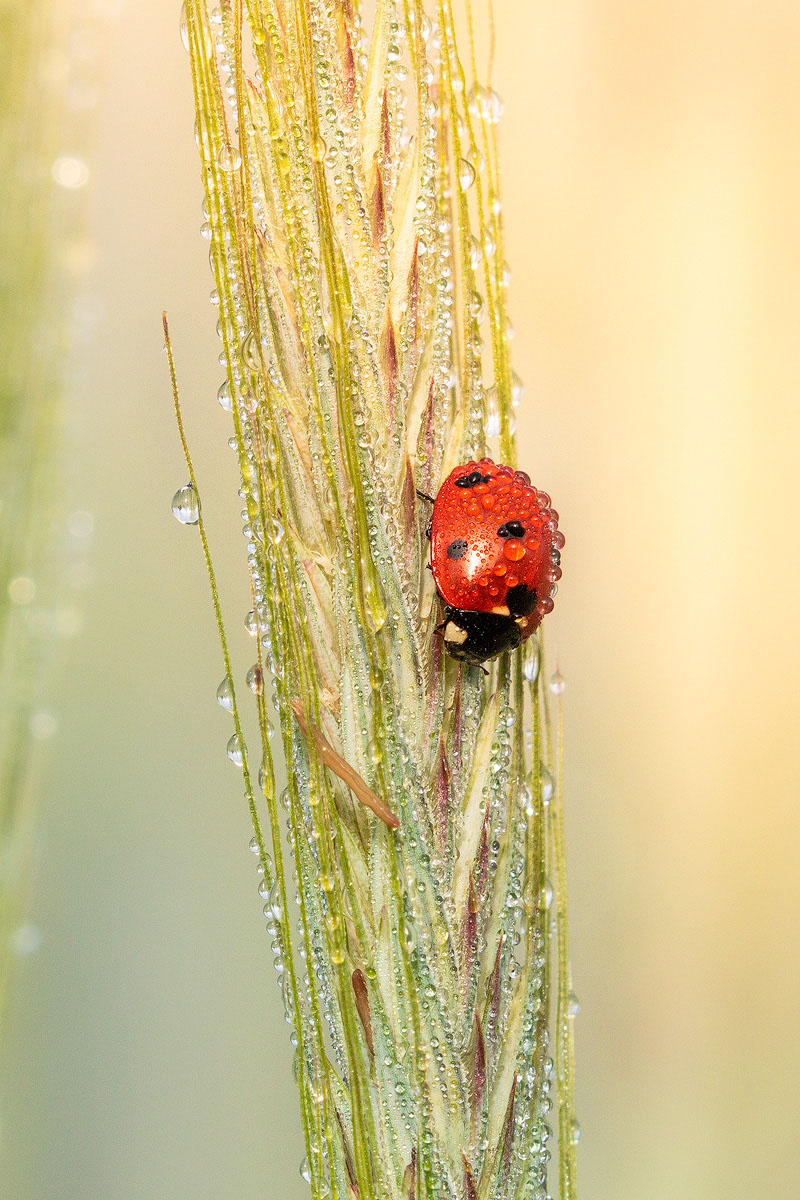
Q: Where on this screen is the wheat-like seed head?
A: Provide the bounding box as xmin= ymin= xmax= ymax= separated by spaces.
xmin=176 ymin=1 xmax=577 ymax=1196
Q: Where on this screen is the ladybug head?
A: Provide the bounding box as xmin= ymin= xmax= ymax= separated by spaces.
xmin=440 ymin=606 xmax=523 ymax=666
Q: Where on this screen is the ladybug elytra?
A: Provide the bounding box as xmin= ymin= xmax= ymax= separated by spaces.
xmin=426 ymin=458 xmax=564 ymax=666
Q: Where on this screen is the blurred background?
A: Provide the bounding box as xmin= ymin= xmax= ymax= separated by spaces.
xmin=3 ymin=1 xmax=800 ymax=1197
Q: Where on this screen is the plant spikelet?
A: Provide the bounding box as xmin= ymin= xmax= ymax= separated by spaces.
xmin=177 ymin=1 xmax=577 ymax=1196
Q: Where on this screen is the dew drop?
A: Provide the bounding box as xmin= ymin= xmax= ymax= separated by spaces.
xmin=268 ymin=882 xmax=283 ymax=921
xmin=249 ymin=835 xmax=260 ymax=854
xmin=458 ymin=158 xmax=476 ymax=190
xmin=216 ymin=676 xmax=234 ymax=711
xmin=540 ymin=765 xmax=554 ymax=806
xmin=179 ymin=2 xmax=189 ymax=51
xmin=367 ymin=739 xmax=383 ymax=766
xmin=467 ymin=83 xmax=505 ymax=124
xmin=468 ymin=234 xmax=480 ymax=270
xmin=485 ymin=396 xmax=501 ymax=439
xmin=523 ymin=642 xmax=540 ymax=683
xmin=217 ymin=380 xmax=233 ymax=412
xmin=217 ymin=143 xmax=242 ymax=172
xmin=226 ymin=733 xmax=244 ymax=766
xmin=171 ymin=483 xmax=199 ymax=525
xmin=549 ymin=670 xmax=566 ymax=696
xmin=244 ymin=610 xmax=258 ymax=636
xmin=299 ymin=1156 xmax=312 ymax=1184
xmin=542 ymin=880 xmax=554 ymax=909
xmin=570 ymin=1118 xmax=582 ymax=1145
xmin=567 ymin=991 xmax=581 ymax=1018
xmin=246 ymin=663 xmax=264 ymax=694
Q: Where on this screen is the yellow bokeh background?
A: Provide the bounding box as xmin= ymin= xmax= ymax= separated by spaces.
xmin=3 ymin=2 xmax=799 ymax=1197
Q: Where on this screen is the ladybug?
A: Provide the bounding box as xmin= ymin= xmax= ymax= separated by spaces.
xmin=424 ymin=458 xmax=564 ymax=666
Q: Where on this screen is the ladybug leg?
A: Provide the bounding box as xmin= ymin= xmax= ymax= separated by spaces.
xmin=415 ymin=489 xmax=434 ymax=538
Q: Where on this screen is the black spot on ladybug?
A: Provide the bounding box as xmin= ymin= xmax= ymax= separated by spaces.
xmin=506 ymin=583 xmax=537 ymax=617
xmin=446 ymin=538 xmax=467 ymax=559
xmin=454 ymin=470 xmax=491 ymax=489
xmin=497 ymin=520 xmax=525 ymax=539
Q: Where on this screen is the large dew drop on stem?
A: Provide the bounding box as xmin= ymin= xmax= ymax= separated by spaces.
xmin=226 ymin=733 xmax=244 ymax=766
xmin=216 ymin=676 xmax=234 ymax=711
xmin=171 ymin=483 xmax=199 ymax=525
xmin=467 ymin=83 xmax=505 ymax=124
xmin=179 ymin=2 xmax=189 ymax=52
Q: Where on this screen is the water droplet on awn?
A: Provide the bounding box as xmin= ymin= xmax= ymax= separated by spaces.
xmin=458 ymin=158 xmax=476 ymax=190
xmin=246 ymin=663 xmax=263 ymax=694
xmin=217 ymin=143 xmax=242 ymax=172
xmin=216 ymin=677 xmax=233 ymax=711
xmin=549 ymin=670 xmax=566 ymax=696
xmin=172 ymin=484 xmax=199 ymax=525
xmin=217 ymin=380 xmax=233 ymax=412
xmin=179 ymin=2 xmax=189 ymax=51
xmin=467 ymin=83 xmax=505 ymax=124
xmin=227 ymin=733 xmax=244 ymax=766
xmin=523 ymin=642 xmax=539 ymax=682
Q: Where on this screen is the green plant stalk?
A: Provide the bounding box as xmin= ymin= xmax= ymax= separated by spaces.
xmin=176 ymin=1 xmax=577 ymax=1195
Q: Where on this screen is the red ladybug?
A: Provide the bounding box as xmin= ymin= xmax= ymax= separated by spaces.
xmin=425 ymin=458 xmax=564 ymax=666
